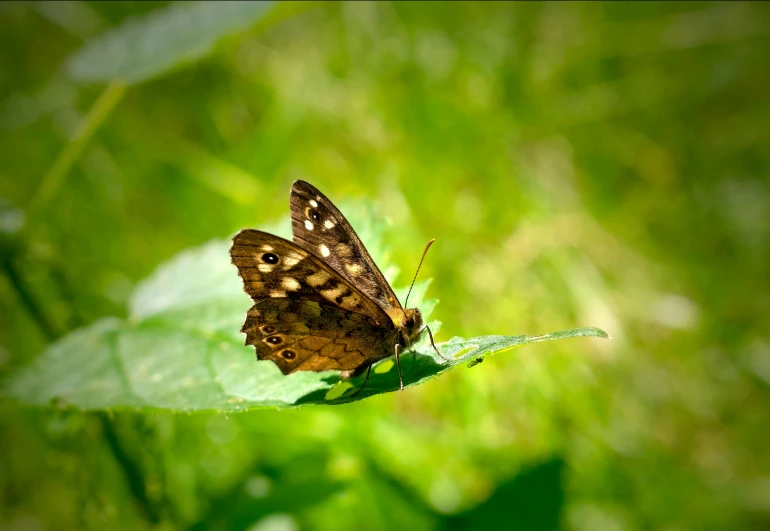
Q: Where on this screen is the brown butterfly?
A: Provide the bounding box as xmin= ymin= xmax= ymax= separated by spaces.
xmin=230 ymin=180 xmax=446 ymax=394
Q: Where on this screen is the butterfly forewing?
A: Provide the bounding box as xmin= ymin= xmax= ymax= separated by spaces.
xmin=230 ymin=229 xmax=388 ymax=325
xmin=290 ymin=180 xmax=404 ymax=323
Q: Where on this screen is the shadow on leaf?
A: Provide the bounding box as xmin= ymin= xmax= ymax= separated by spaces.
xmin=296 ymin=351 xmax=445 ymax=406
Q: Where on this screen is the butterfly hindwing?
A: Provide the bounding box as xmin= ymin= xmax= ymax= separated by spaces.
xmin=290 ymin=180 xmax=403 ymax=323
xmin=242 ymin=299 xmax=393 ymax=375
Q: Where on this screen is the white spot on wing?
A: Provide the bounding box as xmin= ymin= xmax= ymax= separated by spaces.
xmin=304 ymin=220 xmax=314 ymax=230
xmin=269 ymin=290 xmax=285 ymax=298
xmin=307 ymin=270 xmax=331 ymax=286
xmin=282 ymin=277 xmax=300 ymax=291
xmin=346 ymin=263 xmax=362 ymax=274
xmin=335 ymin=244 xmax=351 ymax=257
xmin=258 ymin=264 xmax=274 ymax=272
xmin=324 ymin=220 xmax=335 ymax=229
xmin=309 ymin=199 xmax=318 ymax=207
xmin=283 ymin=252 xmax=303 ymax=267
xmin=261 ymin=245 xmax=274 ymax=251
xmin=319 ymin=244 xmax=330 ymax=257
xmin=321 ymin=286 xmax=345 ymax=300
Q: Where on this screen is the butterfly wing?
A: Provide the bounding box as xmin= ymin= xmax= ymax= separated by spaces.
xmin=289 ymin=180 xmax=404 ymax=324
xmin=242 ymin=299 xmax=394 ymax=375
xmin=230 ymin=229 xmax=390 ymax=326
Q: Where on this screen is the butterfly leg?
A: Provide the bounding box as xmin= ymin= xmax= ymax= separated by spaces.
xmin=349 ymin=365 xmax=372 ymax=398
xmin=394 ymin=343 xmax=405 ymax=390
xmin=421 ymin=325 xmax=451 ymax=361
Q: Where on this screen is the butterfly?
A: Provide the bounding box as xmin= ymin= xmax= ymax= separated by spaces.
xmin=230 ymin=180 xmax=446 ymax=394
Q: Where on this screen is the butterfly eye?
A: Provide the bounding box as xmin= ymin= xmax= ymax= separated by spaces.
xmin=306 ymin=208 xmax=321 ymax=222
xmin=261 ymin=253 xmax=279 ymax=264
xmin=281 ymin=350 xmax=296 ymax=360
xmin=265 ymin=336 xmax=283 ymax=345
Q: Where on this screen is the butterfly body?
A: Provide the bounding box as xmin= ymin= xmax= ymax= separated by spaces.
xmin=230 ymin=181 xmax=432 ymax=387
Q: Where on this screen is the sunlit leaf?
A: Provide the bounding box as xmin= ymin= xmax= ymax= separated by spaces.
xmin=4 ymin=210 xmax=608 ymax=411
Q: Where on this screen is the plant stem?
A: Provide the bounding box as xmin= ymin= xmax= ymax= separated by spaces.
xmin=1 ymin=254 xmax=58 ymax=340
xmin=24 ymin=81 xmax=126 ymax=234
xmin=98 ymin=413 xmax=161 ymax=525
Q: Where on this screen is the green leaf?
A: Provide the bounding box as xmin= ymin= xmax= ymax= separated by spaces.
xmin=3 ymin=211 xmax=608 ymax=412
xmin=66 ymin=1 xmax=278 ymax=84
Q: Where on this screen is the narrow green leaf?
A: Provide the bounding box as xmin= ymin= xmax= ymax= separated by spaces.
xmin=66 ymin=1 xmax=277 ymax=84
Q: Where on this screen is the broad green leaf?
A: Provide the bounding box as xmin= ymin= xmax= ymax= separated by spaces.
xmin=4 ymin=210 xmax=608 ymax=411
xmin=66 ymin=1 xmax=280 ymax=84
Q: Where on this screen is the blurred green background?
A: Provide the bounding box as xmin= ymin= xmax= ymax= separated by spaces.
xmin=1 ymin=1 xmax=769 ymax=529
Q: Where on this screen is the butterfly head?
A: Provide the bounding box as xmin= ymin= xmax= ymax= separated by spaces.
xmin=398 ymin=307 xmax=424 ymax=344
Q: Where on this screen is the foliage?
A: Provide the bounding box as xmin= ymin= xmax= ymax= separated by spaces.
xmin=1 ymin=2 xmax=768 ymax=530
xmin=5 ymin=226 xmax=607 ymax=410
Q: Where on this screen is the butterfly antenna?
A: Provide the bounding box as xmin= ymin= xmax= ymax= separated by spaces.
xmin=404 ymin=238 xmax=435 ymax=308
